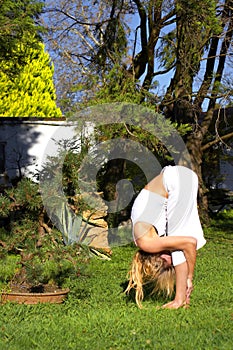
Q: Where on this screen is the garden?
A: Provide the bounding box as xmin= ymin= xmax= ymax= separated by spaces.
xmin=0 ymin=175 xmax=232 ymax=349
xmin=1 ymin=1 xmax=233 ymax=348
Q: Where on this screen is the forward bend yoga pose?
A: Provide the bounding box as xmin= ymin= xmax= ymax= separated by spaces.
xmin=125 ymin=165 xmax=206 ymax=309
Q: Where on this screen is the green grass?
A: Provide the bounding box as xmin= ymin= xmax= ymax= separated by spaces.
xmin=0 ymin=255 xmax=21 ymax=291
xmin=0 ymin=211 xmax=233 ymax=350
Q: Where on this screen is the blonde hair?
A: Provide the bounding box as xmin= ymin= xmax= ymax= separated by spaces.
xmin=125 ymin=250 xmax=175 ymax=308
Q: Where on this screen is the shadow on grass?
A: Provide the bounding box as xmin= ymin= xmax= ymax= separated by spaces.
xmin=121 ymin=280 xmax=173 ymax=307
xmin=206 ymin=210 xmax=233 ymax=241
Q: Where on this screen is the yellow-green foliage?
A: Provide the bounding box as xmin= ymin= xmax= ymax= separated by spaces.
xmin=0 ymin=41 xmax=62 ymax=118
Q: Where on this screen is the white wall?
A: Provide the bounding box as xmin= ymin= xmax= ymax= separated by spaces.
xmin=0 ymin=118 xmax=232 ymax=191
xmin=0 ymin=119 xmax=82 ymax=183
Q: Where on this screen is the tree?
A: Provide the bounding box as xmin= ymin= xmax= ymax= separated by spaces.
xmin=0 ymin=0 xmax=61 ymax=117
xmin=0 ymin=0 xmax=45 ymax=75
xmin=0 ymin=38 xmax=62 ymax=117
xmin=42 ymin=0 xmax=233 ymax=217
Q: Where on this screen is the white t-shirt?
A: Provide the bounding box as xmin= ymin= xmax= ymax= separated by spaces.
xmin=131 ymin=165 xmax=206 ymax=266
xmin=131 ymin=188 xmax=168 ymax=238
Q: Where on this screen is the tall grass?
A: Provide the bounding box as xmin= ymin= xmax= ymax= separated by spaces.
xmin=0 ymin=211 xmax=232 ymax=350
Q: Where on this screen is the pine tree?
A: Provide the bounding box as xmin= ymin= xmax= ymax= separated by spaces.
xmin=0 ymin=41 xmax=62 ymax=117
xmin=0 ymin=0 xmax=44 ymax=65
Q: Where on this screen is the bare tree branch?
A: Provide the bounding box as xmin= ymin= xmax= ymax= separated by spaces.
xmin=202 ymin=131 xmax=233 ymax=151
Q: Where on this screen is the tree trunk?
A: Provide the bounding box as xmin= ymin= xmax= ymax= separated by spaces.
xmin=186 ymin=131 xmax=210 ymax=223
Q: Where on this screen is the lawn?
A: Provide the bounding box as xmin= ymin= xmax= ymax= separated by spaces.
xmin=0 ymin=211 xmax=232 ymax=350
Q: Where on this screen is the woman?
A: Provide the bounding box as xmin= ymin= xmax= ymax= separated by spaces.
xmin=125 ymin=165 xmax=206 ymax=309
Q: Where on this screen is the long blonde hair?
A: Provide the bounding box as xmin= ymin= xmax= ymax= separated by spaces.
xmin=125 ymin=250 xmax=175 ymax=308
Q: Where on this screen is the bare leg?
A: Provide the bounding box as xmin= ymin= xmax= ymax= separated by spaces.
xmin=162 ymin=262 xmax=188 ymax=309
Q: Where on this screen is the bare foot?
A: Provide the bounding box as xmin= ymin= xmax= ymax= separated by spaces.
xmin=161 ymin=300 xmax=187 ymax=309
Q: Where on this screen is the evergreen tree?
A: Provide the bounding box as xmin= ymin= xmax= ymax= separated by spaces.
xmin=0 ymin=0 xmax=45 ymax=80
xmin=0 ymin=40 xmax=62 ymax=117
xmin=0 ymin=0 xmax=44 ymax=68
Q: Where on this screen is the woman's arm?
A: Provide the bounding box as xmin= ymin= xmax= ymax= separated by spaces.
xmin=136 ymin=235 xmax=197 ymax=280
